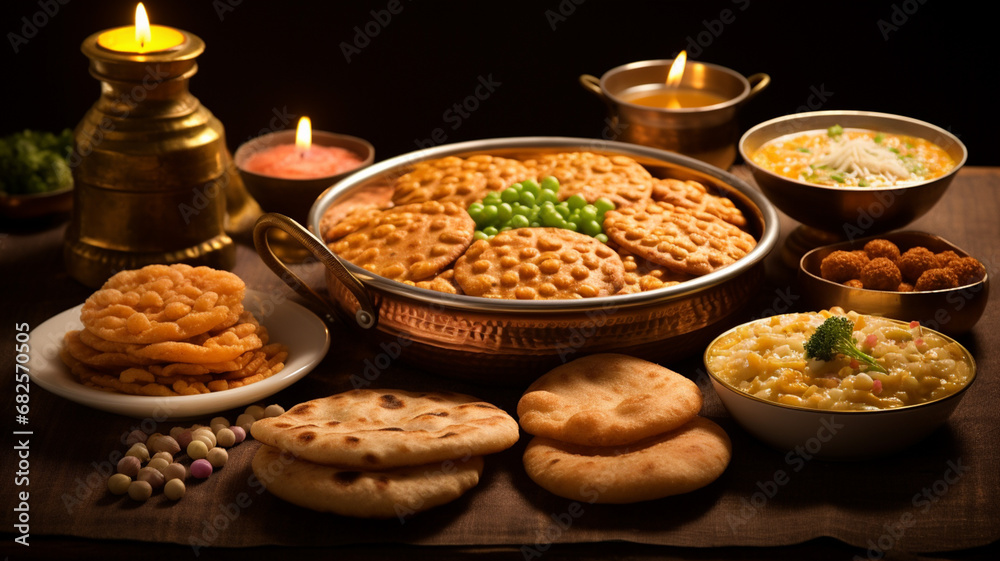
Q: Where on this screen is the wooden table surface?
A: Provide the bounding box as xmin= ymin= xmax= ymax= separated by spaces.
xmin=2 ymin=166 xmax=998 ymax=560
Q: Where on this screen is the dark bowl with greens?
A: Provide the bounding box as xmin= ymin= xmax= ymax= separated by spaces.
xmin=0 ymin=129 xmax=75 ymax=219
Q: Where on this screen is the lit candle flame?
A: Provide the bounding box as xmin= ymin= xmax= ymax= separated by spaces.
xmin=295 ymin=117 xmax=312 ymax=154
xmin=135 ymin=3 xmax=151 ymax=51
xmin=665 ymin=51 xmax=687 ymax=88
xmin=663 ymin=51 xmax=687 ymax=109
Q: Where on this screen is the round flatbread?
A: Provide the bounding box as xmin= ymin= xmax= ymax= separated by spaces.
xmin=522 ymin=416 xmax=732 ymax=504
xmin=252 ymin=444 xmax=484 ymax=518
xmin=517 ymin=354 xmax=702 ymax=447
xmin=251 ymin=389 xmax=520 ymax=469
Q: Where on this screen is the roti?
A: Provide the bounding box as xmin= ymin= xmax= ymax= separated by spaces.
xmin=251 ymin=389 xmax=520 ymax=468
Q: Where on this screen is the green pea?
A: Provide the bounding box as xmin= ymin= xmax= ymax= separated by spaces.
xmin=468 ymin=202 xmax=484 ymax=214
xmin=581 ymin=219 xmax=602 ymax=237
xmin=595 ymin=233 xmax=609 ymax=244
xmin=468 ymin=208 xmax=483 ymax=225
xmin=541 ymin=209 xmax=563 ymax=227
xmin=522 ymin=180 xmax=540 ymax=198
xmin=519 ymin=190 xmax=536 ymax=207
xmin=537 ymin=189 xmax=559 ymax=204
xmin=497 ymin=203 xmax=513 ymax=223
xmin=564 ymin=221 xmax=579 ymax=232
xmin=530 ymin=221 xmax=541 ymax=227
xmin=540 ymin=176 xmax=560 ymax=192
xmin=479 ymin=205 xmax=498 ymax=225
xmin=483 ymin=226 xmax=498 ymax=237
xmin=483 ymin=192 xmax=501 ymax=204
xmin=594 ymin=198 xmax=615 ymax=213
xmin=567 ymin=194 xmax=588 ymax=210
xmin=473 ymin=231 xmax=489 ymax=241
xmin=579 ymin=206 xmax=598 ymax=223
xmin=510 ymin=215 xmax=530 ymax=228
xmin=500 ymin=188 xmax=520 ymax=203
xmin=555 ymin=205 xmax=571 ymax=218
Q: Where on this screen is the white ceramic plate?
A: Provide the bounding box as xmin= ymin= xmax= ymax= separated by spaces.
xmin=28 ymin=290 xmax=329 ymax=420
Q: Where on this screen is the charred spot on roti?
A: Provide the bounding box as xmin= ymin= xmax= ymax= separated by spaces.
xmin=379 ymin=394 xmax=405 ymax=409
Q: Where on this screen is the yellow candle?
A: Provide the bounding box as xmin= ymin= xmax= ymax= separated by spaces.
xmin=97 ymin=3 xmax=185 ymax=54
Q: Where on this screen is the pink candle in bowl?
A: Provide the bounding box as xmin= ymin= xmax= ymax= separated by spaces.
xmin=235 ymin=117 xmax=374 ymax=221
xmin=242 ymin=117 xmax=364 ymax=179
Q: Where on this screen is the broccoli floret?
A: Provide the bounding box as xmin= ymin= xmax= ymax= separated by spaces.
xmin=0 ymin=128 xmax=74 ymax=195
xmin=804 ymin=316 xmax=887 ymax=373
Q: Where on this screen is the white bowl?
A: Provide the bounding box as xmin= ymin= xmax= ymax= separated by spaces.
xmin=704 ymin=314 xmax=976 ymax=459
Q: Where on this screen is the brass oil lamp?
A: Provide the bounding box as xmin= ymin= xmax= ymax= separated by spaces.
xmin=65 ymin=4 xmax=256 ymax=287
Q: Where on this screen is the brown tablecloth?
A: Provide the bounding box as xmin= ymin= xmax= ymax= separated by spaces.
xmin=2 ymin=167 xmax=998 ymax=558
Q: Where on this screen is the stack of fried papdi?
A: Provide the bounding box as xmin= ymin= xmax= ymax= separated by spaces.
xmin=517 ymin=354 xmax=731 ymax=504
xmin=250 ymin=389 xmax=520 ymax=518
xmin=61 ymin=264 xmax=288 ymax=396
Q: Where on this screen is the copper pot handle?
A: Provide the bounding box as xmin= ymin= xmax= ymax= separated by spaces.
xmin=578 ymin=74 xmax=605 ymax=99
xmin=252 ymin=212 xmax=378 ymax=329
xmin=746 ymin=73 xmax=771 ymax=101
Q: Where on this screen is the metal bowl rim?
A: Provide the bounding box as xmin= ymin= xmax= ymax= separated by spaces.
xmin=598 ymin=58 xmax=753 ymax=113
xmin=308 ymin=135 xmax=780 ymax=314
xmin=738 ymin=110 xmax=969 ymax=192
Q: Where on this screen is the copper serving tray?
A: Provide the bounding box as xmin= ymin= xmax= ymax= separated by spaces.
xmin=254 ymin=137 xmax=779 ymax=384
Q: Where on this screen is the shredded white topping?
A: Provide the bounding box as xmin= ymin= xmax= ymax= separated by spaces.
xmin=812 ymin=135 xmax=917 ymax=184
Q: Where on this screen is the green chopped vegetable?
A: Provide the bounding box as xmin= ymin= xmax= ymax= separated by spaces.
xmin=827 ymin=124 xmax=844 ymax=138
xmin=830 ymin=173 xmax=845 ymax=184
xmin=804 ymin=316 xmax=887 ymax=373
xmin=0 ymin=129 xmax=74 ymax=195
xmin=873 ymin=133 xmax=884 ymax=144
xmin=468 ymin=177 xmax=614 ymax=241
xmin=796 ymin=147 xmax=811 ymax=153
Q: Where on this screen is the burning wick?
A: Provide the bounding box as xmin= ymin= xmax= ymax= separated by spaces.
xmin=663 ymin=50 xmax=688 ymax=109
xmin=295 ymin=116 xmax=312 ymax=158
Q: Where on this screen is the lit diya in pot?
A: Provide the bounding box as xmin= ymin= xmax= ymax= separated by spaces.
xmin=242 ymin=117 xmax=367 ymax=180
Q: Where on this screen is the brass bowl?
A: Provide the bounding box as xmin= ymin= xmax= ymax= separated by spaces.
xmin=254 ymin=137 xmax=779 ymax=384
xmin=0 ymin=187 xmax=73 ymax=220
xmin=739 ymin=111 xmax=967 ymax=264
xmin=799 ymin=231 xmax=989 ymax=335
xmin=704 ymin=313 xmax=977 ymax=459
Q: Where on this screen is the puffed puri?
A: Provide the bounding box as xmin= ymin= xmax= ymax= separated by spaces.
xmin=251 ymin=444 xmax=484 ymax=518
xmin=522 ymin=416 xmax=732 ymax=504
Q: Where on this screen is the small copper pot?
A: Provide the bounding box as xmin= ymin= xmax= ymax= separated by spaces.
xmin=253 ymin=137 xmax=779 ymax=384
xmin=580 ymin=59 xmax=769 ymax=169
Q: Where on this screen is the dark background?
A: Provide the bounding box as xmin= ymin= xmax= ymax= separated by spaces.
xmin=3 ymin=0 xmax=997 ymax=165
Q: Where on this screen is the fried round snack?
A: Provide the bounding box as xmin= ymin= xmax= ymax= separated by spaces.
xmin=251 ymin=389 xmax=520 ymax=469
xmin=604 ymin=201 xmax=757 ymax=276
xmin=453 ymin=228 xmax=625 ymax=299
xmin=651 ymin=178 xmax=747 ymax=228
xmin=820 ymin=250 xmax=868 ymax=283
xmin=63 ymin=330 xmax=160 ymax=370
xmin=402 ymin=269 xmax=462 ymax=295
xmin=616 ymin=252 xmax=693 ymax=294
xmin=915 ymin=268 xmax=960 ymax=291
xmin=863 ymin=239 xmax=901 ymax=261
xmin=522 ymin=417 xmax=731 ymax=504
xmin=860 ymin=257 xmax=902 ymax=291
xmin=321 ymin=206 xmax=386 ymax=243
xmin=328 ymin=201 xmax=475 ymax=282
xmin=78 ymin=311 xmax=262 ymax=364
xmin=391 ymin=155 xmax=532 ymax=207
xmin=897 ymin=247 xmax=938 ymax=284
xmin=252 ymin=444 xmax=483 ymax=518
xmin=525 ymin=152 xmax=654 ymax=208
xmin=947 ymin=256 xmax=987 ymax=285
xmin=80 ymin=264 xmax=245 ymax=344
xmin=517 ymin=354 xmax=702 ymax=447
